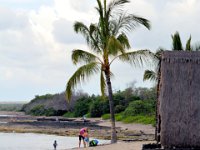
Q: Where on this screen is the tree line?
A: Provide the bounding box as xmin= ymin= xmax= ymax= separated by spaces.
xmin=22 ymin=86 xmax=156 ymax=126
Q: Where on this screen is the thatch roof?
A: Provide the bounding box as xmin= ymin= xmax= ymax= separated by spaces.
xmin=159 ymin=51 xmax=200 ymax=147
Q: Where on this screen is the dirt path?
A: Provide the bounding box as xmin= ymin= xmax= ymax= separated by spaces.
xmin=97 ymin=120 xmax=155 ymax=134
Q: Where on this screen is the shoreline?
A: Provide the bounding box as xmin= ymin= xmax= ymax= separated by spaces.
xmin=0 ymin=111 xmax=155 ymax=149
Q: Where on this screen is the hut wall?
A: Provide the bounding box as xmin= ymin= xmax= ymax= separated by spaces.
xmin=159 ymin=51 xmax=200 ymax=147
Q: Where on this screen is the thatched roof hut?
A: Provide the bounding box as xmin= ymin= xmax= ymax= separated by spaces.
xmin=159 ymin=51 xmax=200 ymax=148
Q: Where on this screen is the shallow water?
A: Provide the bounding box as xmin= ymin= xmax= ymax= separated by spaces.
xmin=0 ymin=132 xmax=110 ymax=150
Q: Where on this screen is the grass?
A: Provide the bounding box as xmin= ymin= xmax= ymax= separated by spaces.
xmin=63 ymin=112 xmax=75 ymax=118
xmin=101 ymin=113 xmax=155 ymax=126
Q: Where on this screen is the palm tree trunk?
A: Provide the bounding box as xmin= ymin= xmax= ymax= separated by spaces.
xmin=105 ymin=72 xmax=117 ymax=143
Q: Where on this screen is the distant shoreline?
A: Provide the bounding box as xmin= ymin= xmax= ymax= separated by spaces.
xmin=0 ymin=111 xmax=155 ymax=141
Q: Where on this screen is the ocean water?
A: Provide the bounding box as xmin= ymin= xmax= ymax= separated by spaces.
xmin=0 ymin=132 xmax=110 ymax=150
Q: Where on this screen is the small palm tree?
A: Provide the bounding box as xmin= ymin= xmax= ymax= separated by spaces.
xmin=66 ymin=0 xmax=151 ymax=143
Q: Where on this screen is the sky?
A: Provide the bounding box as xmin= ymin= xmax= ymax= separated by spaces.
xmin=0 ymin=0 xmax=200 ymax=102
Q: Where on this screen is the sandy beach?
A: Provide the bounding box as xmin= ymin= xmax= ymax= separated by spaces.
xmin=0 ymin=111 xmax=155 ymax=150
xmin=68 ymin=141 xmax=154 ymax=150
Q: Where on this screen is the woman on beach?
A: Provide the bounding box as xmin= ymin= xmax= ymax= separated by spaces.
xmin=78 ymin=127 xmax=88 ymax=148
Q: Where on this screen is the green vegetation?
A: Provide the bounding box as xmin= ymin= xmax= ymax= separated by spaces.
xmin=21 ymin=85 xmax=156 ymax=126
xmin=63 ymin=112 xmax=75 ymax=118
xmin=28 ymin=105 xmax=56 ymax=116
xmin=101 ymin=99 xmax=156 ymax=126
xmin=63 ymin=86 xmax=156 ymax=126
xmin=0 ymin=103 xmax=25 ymax=111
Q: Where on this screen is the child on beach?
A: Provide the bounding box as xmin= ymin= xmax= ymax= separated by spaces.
xmin=83 ymin=129 xmax=89 ymax=147
xmin=53 ymin=140 xmax=57 ymax=150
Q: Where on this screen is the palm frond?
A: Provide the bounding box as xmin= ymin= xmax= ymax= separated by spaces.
xmin=74 ymin=21 xmax=91 ymax=47
xmin=117 ymin=50 xmax=153 ymax=67
xmin=66 ymin=62 xmax=100 ymax=100
xmin=107 ymin=36 xmax=124 ymax=56
xmin=155 ymin=48 xmax=164 ymax=59
xmin=171 ymin=31 xmax=183 ymax=50
xmin=89 ymin=24 xmax=97 ymax=35
xmin=74 ymin=22 xmax=101 ymax=53
xmin=117 ymin=33 xmax=130 ymax=49
xmin=107 ymin=0 xmax=130 ymax=15
xmin=72 ymin=49 xmax=101 ymax=65
xmin=143 ymin=70 xmax=157 ymax=82
xmin=111 ymin=13 xmax=150 ymax=35
xmin=74 ymin=21 xmax=89 ymax=37
xmin=185 ymin=35 xmax=192 ymax=51
xmin=96 ymin=0 xmax=104 ymax=18
xmin=96 ymin=0 xmax=106 ymax=36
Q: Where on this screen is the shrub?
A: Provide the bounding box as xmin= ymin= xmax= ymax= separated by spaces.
xmin=101 ymin=114 xmax=110 ymax=120
xmin=29 ymin=105 xmax=46 ymax=116
xmin=73 ymin=97 xmax=91 ymax=117
xmin=123 ymin=100 xmax=155 ymax=116
xmin=90 ymin=98 xmax=109 ymax=117
xmin=114 ymin=105 xmax=126 ymax=113
xmin=90 ymin=101 xmax=104 ymax=117
xmin=115 ymin=113 xmax=123 ymax=121
xmin=63 ymin=112 xmax=75 ymax=118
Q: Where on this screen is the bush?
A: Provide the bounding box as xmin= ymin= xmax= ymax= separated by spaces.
xmin=63 ymin=112 xmax=75 ymax=118
xmin=90 ymin=101 xmax=104 ymax=117
xmin=45 ymin=108 xmax=56 ymax=116
xmin=101 ymin=114 xmax=110 ymax=120
xmin=115 ymin=113 xmax=123 ymax=121
xmin=29 ymin=105 xmax=46 ymax=116
xmin=123 ymin=100 xmax=155 ymax=116
xmin=73 ymin=97 xmax=91 ymax=117
xmin=90 ymin=98 xmax=109 ymax=117
xmin=28 ymin=105 xmax=58 ymax=116
xmin=114 ymin=105 xmax=126 ymax=113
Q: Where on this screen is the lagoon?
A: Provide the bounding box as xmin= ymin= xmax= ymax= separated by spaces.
xmin=0 ymin=132 xmax=109 ymax=150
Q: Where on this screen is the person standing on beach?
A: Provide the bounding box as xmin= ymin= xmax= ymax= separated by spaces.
xmin=79 ymin=127 xmax=88 ymax=148
xmin=53 ymin=140 xmax=57 ymax=150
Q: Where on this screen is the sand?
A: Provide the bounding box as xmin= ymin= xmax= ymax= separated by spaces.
xmin=68 ymin=141 xmax=154 ymax=150
xmin=0 ymin=111 xmax=155 ymax=150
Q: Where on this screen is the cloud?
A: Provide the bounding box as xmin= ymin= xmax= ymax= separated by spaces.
xmin=1 ymin=0 xmax=200 ymax=101
xmin=52 ymin=18 xmax=84 ymax=44
xmin=0 ymin=0 xmax=54 ymax=10
xmin=0 ymin=7 xmax=29 ymax=30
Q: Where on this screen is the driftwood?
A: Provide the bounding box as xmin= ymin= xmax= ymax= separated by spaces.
xmin=159 ymin=51 xmax=200 ymax=148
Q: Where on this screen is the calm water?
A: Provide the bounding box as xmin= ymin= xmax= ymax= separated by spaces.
xmin=0 ymin=132 xmax=110 ymax=150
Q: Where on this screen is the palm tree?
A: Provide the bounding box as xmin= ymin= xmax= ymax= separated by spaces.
xmin=66 ymin=0 xmax=151 ymax=143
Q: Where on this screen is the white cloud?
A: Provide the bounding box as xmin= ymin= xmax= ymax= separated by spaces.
xmin=1 ymin=0 xmax=200 ymax=101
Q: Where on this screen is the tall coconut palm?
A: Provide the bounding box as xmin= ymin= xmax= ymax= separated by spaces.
xmin=66 ymin=0 xmax=151 ymax=143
